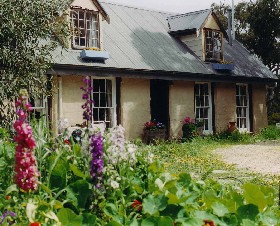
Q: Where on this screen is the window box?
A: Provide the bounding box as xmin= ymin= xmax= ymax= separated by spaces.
xmin=212 ymin=63 xmax=234 ymax=71
xmin=80 ymin=50 xmax=109 ymax=61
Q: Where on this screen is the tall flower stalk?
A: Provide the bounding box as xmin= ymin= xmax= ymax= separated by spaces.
xmin=89 ymin=133 xmax=104 ymax=188
xmin=14 ymin=89 xmax=39 ymax=191
xmin=80 ymin=76 xmax=93 ymax=126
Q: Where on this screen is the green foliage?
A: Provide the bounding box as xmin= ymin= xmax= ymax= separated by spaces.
xmin=0 ymin=142 xmax=15 ymax=191
xmin=1 ymin=120 xmax=280 ymax=225
xmin=0 ymin=0 xmax=72 ymax=129
xmin=257 ymin=125 xmax=280 ymax=140
xmin=268 ymin=113 xmax=280 ymax=125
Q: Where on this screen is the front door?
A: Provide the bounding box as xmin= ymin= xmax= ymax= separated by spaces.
xmin=150 ymin=80 xmax=169 ymax=136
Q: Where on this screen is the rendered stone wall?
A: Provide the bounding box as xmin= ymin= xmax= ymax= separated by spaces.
xmin=252 ymin=84 xmax=268 ymax=133
xmin=214 ymin=83 xmax=236 ymax=132
xmin=61 ymin=76 xmax=84 ymax=127
xmin=169 ymin=81 xmax=195 ymax=137
xmin=120 ymin=78 xmax=150 ymax=139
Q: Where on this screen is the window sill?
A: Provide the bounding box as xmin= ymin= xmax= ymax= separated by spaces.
xmin=80 ymin=49 xmax=109 ymax=61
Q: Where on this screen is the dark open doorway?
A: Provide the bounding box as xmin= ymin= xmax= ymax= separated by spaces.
xmin=150 ymin=79 xmax=170 ymax=137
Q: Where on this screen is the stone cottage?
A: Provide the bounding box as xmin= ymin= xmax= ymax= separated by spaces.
xmin=39 ymin=0 xmax=278 ymax=139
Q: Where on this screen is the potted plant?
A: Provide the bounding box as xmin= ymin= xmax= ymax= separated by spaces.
xmin=143 ymin=120 xmax=166 ymax=144
xmin=182 ymin=117 xmax=204 ymax=140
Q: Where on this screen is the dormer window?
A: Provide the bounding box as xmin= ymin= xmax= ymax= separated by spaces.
xmin=70 ymin=7 xmax=99 ymax=49
xmin=204 ymin=29 xmax=223 ymax=62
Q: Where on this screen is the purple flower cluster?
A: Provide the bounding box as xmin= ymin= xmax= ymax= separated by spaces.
xmin=89 ymin=133 xmax=104 ymax=187
xmin=0 ymin=210 xmax=16 ymax=224
xmin=80 ymin=76 xmax=94 ymax=123
xmin=14 ymin=89 xmax=39 ymax=192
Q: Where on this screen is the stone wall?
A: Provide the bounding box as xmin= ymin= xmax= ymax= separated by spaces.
xmin=120 ymin=78 xmax=150 ymax=139
xmin=169 ymin=81 xmax=195 ymax=137
xmin=252 ymin=84 xmax=268 ymax=133
xmin=61 ymin=76 xmax=84 ymax=127
xmin=214 ymin=83 xmax=236 ymax=132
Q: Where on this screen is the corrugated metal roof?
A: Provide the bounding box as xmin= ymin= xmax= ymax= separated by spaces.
xmin=52 ymin=2 xmax=277 ymax=81
xmin=167 ymin=9 xmax=212 ymax=33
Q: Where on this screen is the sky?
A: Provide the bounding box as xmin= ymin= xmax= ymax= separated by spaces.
xmin=101 ymin=0 xmax=252 ymax=13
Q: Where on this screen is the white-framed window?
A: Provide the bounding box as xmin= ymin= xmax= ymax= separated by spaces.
xmin=92 ymin=78 xmax=116 ymax=128
xmin=236 ymin=84 xmax=250 ymax=132
xmin=204 ymin=29 xmax=223 ymax=62
xmin=30 ymin=95 xmax=48 ymax=119
xmin=195 ymin=83 xmax=212 ymax=134
xmin=70 ymin=7 xmax=99 ymax=49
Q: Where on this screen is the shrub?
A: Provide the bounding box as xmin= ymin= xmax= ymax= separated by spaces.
xmin=268 ymin=112 xmax=280 ymax=125
xmin=258 ymin=125 xmax=280 ymax=140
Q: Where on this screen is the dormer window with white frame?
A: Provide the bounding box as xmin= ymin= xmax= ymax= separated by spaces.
xmin=70 ymin=7 xmax=100 ymax=49
xmin=204 ymin=29 xmax=223 ymax=62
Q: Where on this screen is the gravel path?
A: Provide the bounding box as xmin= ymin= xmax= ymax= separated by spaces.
xmin=214 ymin=141 xmax=280 ymax=175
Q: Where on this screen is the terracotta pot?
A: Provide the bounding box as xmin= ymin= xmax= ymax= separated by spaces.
xmin=228 ymin=121 xmax=237 ymax=133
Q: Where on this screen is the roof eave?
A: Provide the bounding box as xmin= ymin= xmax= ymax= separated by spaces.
xmin=92 ymin=0 xmax=110 ymax=23
xmin=49 ymin=64 xmax=278 ymax=84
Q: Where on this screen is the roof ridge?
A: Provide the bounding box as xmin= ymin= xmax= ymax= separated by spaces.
xmin=167 ymin=8 xmax=211 ymax=19
xmin=99 ymin=1 xmax=175 ymax=15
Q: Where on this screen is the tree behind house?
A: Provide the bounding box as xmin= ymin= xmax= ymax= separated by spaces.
xmin=212 ymin=0 xmax=280 ymax=118
xmin=0 ymin=0 xmax=72 ymax=129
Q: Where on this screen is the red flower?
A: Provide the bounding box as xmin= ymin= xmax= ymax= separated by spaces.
xmin=132 ymin=199 xmax=142 ymax=211
xmin=5 ymin=195 xmax=11 ymax=200
xmin=64 ymin=139 xmax=71 ymax=145
xmin=30 ymin=222 xmax=40 ymax=226
xmin=203 ymin=220 xmax=215 ymax=226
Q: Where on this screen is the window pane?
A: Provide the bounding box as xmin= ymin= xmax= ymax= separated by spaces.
xmin=203 ymin=108 xmax=208 ymax=118
xmin=99 ymin=93 xmax=106 ymax=107
xmin=200 ymin=96 xmax=204 ymax=106
xmin=194 ymin=85 xmax=199 ymax=95
xmin=204 ymin=119 xmax=208 ymax=130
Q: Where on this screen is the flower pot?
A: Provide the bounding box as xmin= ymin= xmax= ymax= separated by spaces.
xmin=228 ymin=121 xmax=237 ymax=133
xmin=143 ymin=128 xmax=166 ymax=144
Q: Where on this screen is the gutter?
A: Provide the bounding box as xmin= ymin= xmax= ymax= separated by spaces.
xmin=49 ymin=64 xmax=278 ymax=85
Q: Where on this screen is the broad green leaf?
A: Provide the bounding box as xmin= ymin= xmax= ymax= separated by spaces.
xmin=237 ymin=204 xmax=259 ymax=222
xmin=69 ymin=180 xmax=92 ymax=209
xmin=82 ymin=213 xmax=97 ymax=226
xmin=65 ymin=187 xmax=78 ymax=208
xmin=157 ymin=216 xmax=174 ymax=226
xmin=243 ymin=183 xmax=272 ymax=211
xmin=104 ymin=203 xmax=118 ymax=217
xmin=211 ymin=202 xmax=229 ymax=217
xmin=166 ymin=193 xmax=180 ymax=204
xmin=204 ymin=190 xmax=218 ymax=208
xmin=57 ymin=208 xmax=83 ymax=226
xmin=5 ymin=184 xmax=18 ymax=195
xmin=177 ymin=218 xmax=203 ymax=226
xmin=143 ymin=194 xmax=168 ymax=215
xmin=160 ymin=204 xmax=184 ymax=219
xmin=241 ymin=219 xmax=255 ymax=226
xmin=70 ymin=164 xmax=86 ymax=179
xmin=177 ymin=173 xmax=192 ymax=188
xmin=106 ymin=221 xmax=122 ymax=226
xmin=141 ymin=217 xmax=157 ymax=226
xmin=258 ymin=210 xmax=279 ymax=225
